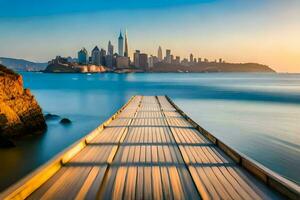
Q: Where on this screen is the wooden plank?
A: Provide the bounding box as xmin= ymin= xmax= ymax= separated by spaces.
xmin=189 ymin=166 xmax=211 ymax=200
xmin=124 ymin=167 xmax=137 ymax=199
xmin=195 ymin=167 xmax=221 ymax=200
xmin=39 ymin=166 xmax=92 ymax=200
xmin=160 ymin=96 xmax=293 ymax=200
xmin=3 ymin=96 xmax=296 ymax=200
xmin=84 ymin=165 xmax=108 ymax=200
xmin=210 ymin=147 xmax=270 ymax=199
xmin=143 ymin=166 xmax=153 ymax=199
xmin=152 ymin=166 xmax=163 ymax=199
xmin=160 ymin=167 xmax=174 ymax=199
xmin=75 ymin=167 xmax=100 ymax=200
xmin=168 ymin=167 xmax=185 ymax=199
xmin=135 ymin=167 xmax=144 ymax=200
xmin=111 ymin=167 xmax=128 ymax=200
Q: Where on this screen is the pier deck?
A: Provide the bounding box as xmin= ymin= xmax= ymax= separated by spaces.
xmin=1 ymin=96 xmax=299 ymax=200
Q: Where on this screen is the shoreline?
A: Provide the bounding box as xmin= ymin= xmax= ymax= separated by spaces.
xmin=32 ymin=70 xmax=277 ymax=74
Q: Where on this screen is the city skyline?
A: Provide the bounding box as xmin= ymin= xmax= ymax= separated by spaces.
xmin=0 ymin=0 xmax=300 ymax=72
xmin=74 ymin=30 xmax=224 ymax=64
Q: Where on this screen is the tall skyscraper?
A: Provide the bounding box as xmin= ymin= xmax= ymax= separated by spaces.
xmin=91 ymin=46 xmax=100 ymax=66
xmin=118 ymin=31 xmax=124 ymax=56
xmin=139 ymin=53 xmax=148 ymax=70
xmin=100 ymin=48 xmax=106 ymax=66
xmin=134 ymin=50 xmax=140 ymax=67
xmin=158 ymin=46 xmax=162 ymax=62
xmin=108 ymin=41 xmax=114 ymax=55
xmin=165 ymin=49 xmax=171 ymax=64
xmin=190 ymin=53 xmax=194 ymax=63
xmin=124 ymin=30 xmax=129 ymax=57
xmin=175 ymin=56 xmax=180 ymax=64
xmin=78 ymin=48 xmax=88 ymax=64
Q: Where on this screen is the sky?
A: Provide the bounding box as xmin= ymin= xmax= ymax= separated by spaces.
xmin=0 ymin=0 xmax=299 ymax=72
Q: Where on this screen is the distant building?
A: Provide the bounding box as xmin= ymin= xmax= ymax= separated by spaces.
xmin=100 ymin=49 xmax=106 ymax=66
xmin=105 ymin=55 xmax=113 ymax=69
xmin=108 ymin=41 xmax=114 ymax=55
xmin=124 ymin=30 xmax=129 ymax=57
xmin=152 ymin=56 xmax=159 ymax=66
xmin=118 ymin=31 xmax=124 ymax=56
xmin=174 ymin=56 xmax=180 ymax=64
xmin=116 ymin=56 xmax=129 ymax=68
xmin=67 ymin=57 xmax=77 ymax=63
xmin=190 ymin=54 xmax=194 ymax=63
xmin=139 ymin=53 xmax=148 ymax=70
xmin=158 ymin=46 xmax=163 ymax=62
xmin=148 ymin=55 xmax=159 ymax=68
xmin=134 ymin=50 xmax=140 ymax=67
xmin=165 ymin=49 xmax=171 ymax=64
xmin=148 ymin=55 xmax=158 ymax=68
xmin=148 ymin=56 xmax=154 ymax=68
xmin=204 ymin=58 xmax=208 ymax=62
xmin=181 ymin=58 xmax=189 ymax=66
xmin=78 ymin=48 xmax=88 ymax=64
xmin=49 ymin=56 xmax=69 ymax=65
xmin=91 ymin=46 xmax=101 ymax=66
xmin=198 ymin=58 xmax=202 ymax=63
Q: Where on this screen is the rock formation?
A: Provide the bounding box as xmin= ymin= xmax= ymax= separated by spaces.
xmin=60 ymin=118 xmax=72 ymax=124
xmin=0 ymin=64 xmax=46 ymax=138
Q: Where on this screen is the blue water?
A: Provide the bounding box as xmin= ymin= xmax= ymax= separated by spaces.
xmin=0 ymin=72 xmax=299 ymax=191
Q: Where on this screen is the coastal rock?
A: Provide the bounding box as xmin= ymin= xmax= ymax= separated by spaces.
xmin=60 ymin=118 xmax=71 ymax=124
xmin=44 ymin=113 xmax=60 ymax=120
xmin=0 ymin=64 xmax=46 ymax=139
xmin=0 ymin=135 xmax=16 ymax=148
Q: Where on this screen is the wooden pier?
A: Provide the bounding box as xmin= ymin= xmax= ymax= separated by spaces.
xmin=1 ymin=96 xmax=299 ymax=200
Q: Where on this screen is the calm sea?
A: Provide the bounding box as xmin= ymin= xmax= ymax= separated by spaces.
xmin=0 ymin=72 xmax=299 ymax=191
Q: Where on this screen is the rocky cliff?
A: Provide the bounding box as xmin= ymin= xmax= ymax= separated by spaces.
xmin=0 ymin=64 xmax=46 ymax=138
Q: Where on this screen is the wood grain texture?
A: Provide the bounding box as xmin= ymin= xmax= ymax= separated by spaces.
xmin=2 ymin=96 xmax=294 ymax=200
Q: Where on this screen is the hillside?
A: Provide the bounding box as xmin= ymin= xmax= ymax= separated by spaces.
xmin=0 ymin=57 xmax=47 ymax=72
xmin=150 ymin=62 xmax=276 ymax=73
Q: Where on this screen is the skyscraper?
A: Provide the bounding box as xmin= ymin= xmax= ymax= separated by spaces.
xmin=165 ymin=49 xmax=171 ymax=64
xmin=78 ymin=48 xmax=88 ymax=64
xmin=190 ymin=53 xmax=194 ymax=63
xmin=91 ymin=46 xmax=100 ymax=66
xmin=108 ymin=41 xmax=114 ymax=56
xmin=124 ymin=30 xmax=129 ymax=57
xmin=175 ymin=56 xmax=180 ymax=64
xmin=148 ymin=56 xmax=154 ymax=68
xmin=118 ymin=31 xmax=124 ymax=56
xmin=139 ymin=53 xmax=148 ymax=70
xmin=100 ymin=48 xmax=106 ymax=66
xmin=134 ymin=50 xmax=140 ymax=67
xmin=158 ymin=46 xmax=162 ymax=62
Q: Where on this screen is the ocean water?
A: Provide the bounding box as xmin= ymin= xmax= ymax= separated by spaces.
xmin=0 ymin=72 xmax=299 ymax=191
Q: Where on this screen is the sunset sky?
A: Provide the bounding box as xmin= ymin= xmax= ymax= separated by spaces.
xmin=0 ymin=0 xmax=299 ymax=72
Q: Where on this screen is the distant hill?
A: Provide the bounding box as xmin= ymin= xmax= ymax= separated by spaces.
xmin=150 ymin=62 xmax=276 ymax=73
xmin=0 ymin=57 xmax=47 ymax=72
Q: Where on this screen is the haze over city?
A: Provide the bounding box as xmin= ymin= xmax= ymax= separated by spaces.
xmin=0 ymin=0 xmax=300 ymax=72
